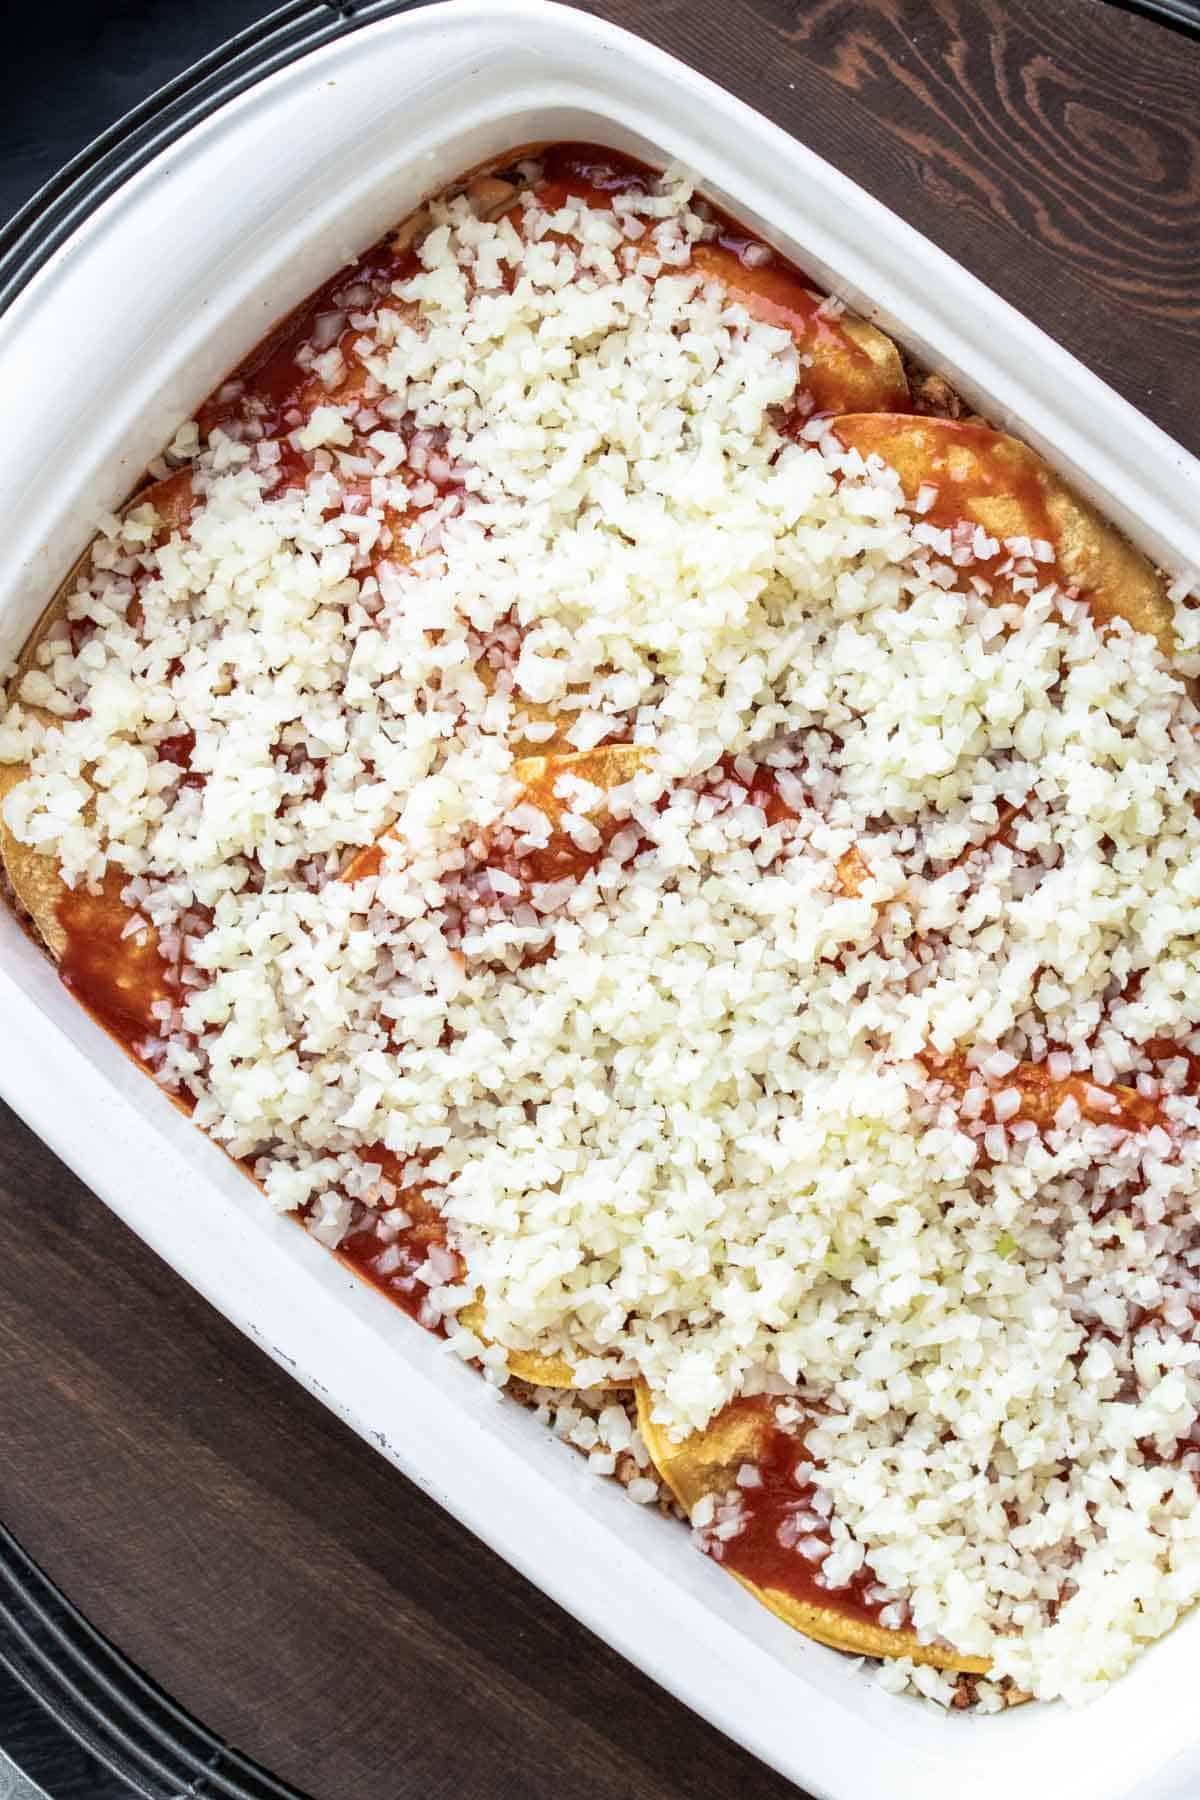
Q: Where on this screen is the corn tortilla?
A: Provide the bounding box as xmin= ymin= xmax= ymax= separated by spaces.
xmin=635 ymin=1382 xmax=990 ymax=1673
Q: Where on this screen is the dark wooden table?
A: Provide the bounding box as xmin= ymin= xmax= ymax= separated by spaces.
xmin=3 ymin=2 xmax=1198 ymax=1796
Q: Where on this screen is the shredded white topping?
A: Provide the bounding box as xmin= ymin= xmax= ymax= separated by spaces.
xmin=5 ymin=161 xmax=1200 ymax=1705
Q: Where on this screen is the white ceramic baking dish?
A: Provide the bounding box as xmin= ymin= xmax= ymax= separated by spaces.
xmin=2 ymin=4 xmax=1199 ymax=1795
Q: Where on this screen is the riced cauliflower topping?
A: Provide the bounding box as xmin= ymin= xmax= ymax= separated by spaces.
xmin=5 ymin=160 xmax=1200 ymax=1706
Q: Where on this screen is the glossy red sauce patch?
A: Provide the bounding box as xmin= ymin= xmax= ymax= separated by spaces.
xmin=710 ymin=1399 xmax=888 ymax=1627
xmin=331 ymin=1148 xmax=459 ymax=1327
xmin=57 ymin=874 xmax=179 ymax=1049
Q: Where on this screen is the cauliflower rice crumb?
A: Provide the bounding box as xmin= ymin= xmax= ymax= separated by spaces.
xmin=5 ymin=157 xmax=1200 ymax=1707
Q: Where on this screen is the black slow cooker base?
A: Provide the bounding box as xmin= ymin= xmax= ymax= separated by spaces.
xmin=0 ymin=1526 xmax=309 ymax=1799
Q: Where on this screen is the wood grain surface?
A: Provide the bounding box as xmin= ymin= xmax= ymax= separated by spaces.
xmin=1 ymin=4 xmax=1198 ymax=1799
xmin=578 ymin=0 xmax=1200 ymax=454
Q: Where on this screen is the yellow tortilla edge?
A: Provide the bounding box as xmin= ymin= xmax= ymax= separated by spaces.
xmin=0 ymin=570 xmax=82 ymax=959
xmin=841 ymin=315 xmax=910 ymax=409
xmin=730 ymin=1576 xmax=990 ymax=1673
xmin=634 ymin=1381 xmax=990 ymax=1675
xmin=459 ymin=1298 xmax=631 ymax=1391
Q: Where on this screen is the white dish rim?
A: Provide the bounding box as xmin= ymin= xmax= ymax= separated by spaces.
xmin=1 ymin=6 xmax=1199 ymax=1799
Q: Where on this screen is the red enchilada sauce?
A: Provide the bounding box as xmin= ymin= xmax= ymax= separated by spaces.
xmin=194 ymin=240 xmax=419 ymax=448
xmin=930 ymin=1050 xmax=1166 ymax=1136
xmin=698 ymin=1397 xmax=889 ymax=1628
xmin=914 ymin=420 xmax=1057 ymax=549
xmin=333 ymin=1148 xmax=460 ymax=1326
xmin=58 ymin=875 xmax=181 ymax=1048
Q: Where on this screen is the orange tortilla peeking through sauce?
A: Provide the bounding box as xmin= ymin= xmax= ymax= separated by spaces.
xmin=339 ymin=743 xmax=652 ymax=890
xmin=829 ymin=415 xmax=1174 ymax=655
xmin=635 ymin=1383 xmax=990 ymax=1673
xmin=689 ymin=243 xmax=909 ymax=418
